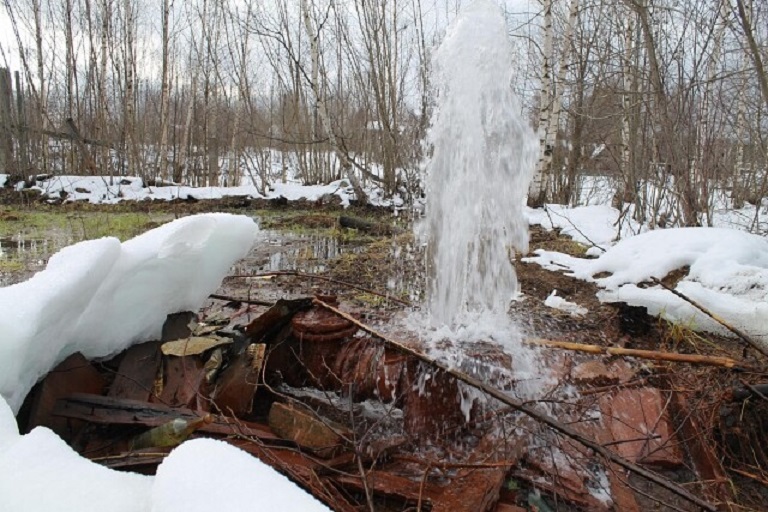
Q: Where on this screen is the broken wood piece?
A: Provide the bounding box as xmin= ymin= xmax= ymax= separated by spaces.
xmin=53 ymin=393 xmax=279 ymax=441
xmin=267 ymin=401 xmax=348 ymax=458
xmin=529 ymin=338 xmax=750 ymax=370
xmin=161 ymin=336 xmax=232 ymax=357
xmin=26 ymin=352 xmax=107 ymax=437
xmin=108 ymin=340 xmax=162 ymax=401
xmin=312 ymin=298 xmax=718 ymax=512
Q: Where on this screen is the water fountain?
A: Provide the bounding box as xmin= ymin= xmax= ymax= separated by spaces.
xmin=421 ymin=0 xmax=537 ymax=332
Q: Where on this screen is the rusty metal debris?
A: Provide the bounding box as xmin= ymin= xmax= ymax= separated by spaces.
xmin=20 ymin=293 xmax=758 ymax=511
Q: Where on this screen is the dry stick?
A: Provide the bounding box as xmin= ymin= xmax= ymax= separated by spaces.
xmin=741 ymin=380 xmax=768 ymax=404
xmin=208 ymin=293 xmax=274 ymax=307
xmin=650 ymin=277 xmax=768 ymax=360
xmin=313 ymin=298 xmax=718 ymax=512
xmin=529 ymin=338 xmax=752 ymax=370
xmin=238 ymin=271 xmax=413 ymax=307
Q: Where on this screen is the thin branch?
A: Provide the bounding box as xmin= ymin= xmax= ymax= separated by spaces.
xmin=236 ymin=271 xmax=413 ymax=307
xmin=529 ymin=338 xmax=754 ymax=371
xmin=650 ymin=277 xmax=768 ymax=361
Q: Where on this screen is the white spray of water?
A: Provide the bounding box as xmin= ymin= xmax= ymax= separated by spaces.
xmin=421 ymin=0 xmax=537 ymax=331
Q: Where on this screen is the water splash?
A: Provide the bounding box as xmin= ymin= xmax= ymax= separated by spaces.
xmin=421 ymin=0 xmax=537 ymax=330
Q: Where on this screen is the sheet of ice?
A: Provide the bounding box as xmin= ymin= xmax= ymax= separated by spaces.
xmin=526 ymin=227 xmax=768 ymax=346
xmin=152 ymin=438 xmax=331 ymax=512
xmin=0 ymin=213 xmax=259 ymax=412
xmin=0 ymin=421 xmax=152 ymax=512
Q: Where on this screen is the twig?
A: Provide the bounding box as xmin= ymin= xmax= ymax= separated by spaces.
xmin=209 ymin=293 xmax=274 ymax=307
xmin=528 ymin=338 xmax=753 ymax=370
xmin=313 ymin=298 xmax=718 ymax=512
xmin=729 ymin=467 xmax=768 ymax=487
xmin=650 ymin=277 xmax=768 ymax=360
xmin=543 ymin=205 xmax=606 ymax=253
xmin=349 ymin=385 xmax=375 ymax=512
xmin=741 ymin=380 xmax=768 ymax=404
xmin=417 ymin=463 xmax=431 ymax=512
xmin=235 ymin=270 xmax=413 ymax=307
xmin=393 ymin=454 xmax=519 ymax=470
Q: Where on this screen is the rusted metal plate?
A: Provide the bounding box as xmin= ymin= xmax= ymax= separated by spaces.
xmin=268 ymin=401 xmax=347 ymax=458
xmin=333 ymin=470 xmax=443 ymax=507
xmin=245 ymin=298 xmax=313 ymax=341
xmin=403 ymin=364 xmax=465 ymax=443
xmin=227 ymin=439 xmax=359 ymax=512
xmin=161 ymin=336 xmax=231 ymax=357
xmin=599 ymin=387 xmax=684 ymax=468
xmin=212 ymin=351 xmax=259 ymax=416
xmin=292 ymin=305 xmax=353 ymax=335
xmin=158 ymin=356 xmax=207 ymax=409
xmin=108 ymin=340 xmax=162 ymax=401
xmin=672 ymin=391 xmax=733 ymax=505
xmin=161 ymin=311 xmax=194 ymax=342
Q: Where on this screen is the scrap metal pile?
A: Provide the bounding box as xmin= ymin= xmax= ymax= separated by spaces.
xmin=17 ymin=293 xmax=761 ymax=511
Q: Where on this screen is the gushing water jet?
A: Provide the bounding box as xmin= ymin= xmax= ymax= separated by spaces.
xmin=421 ymin=0 xmax=537 ymax=332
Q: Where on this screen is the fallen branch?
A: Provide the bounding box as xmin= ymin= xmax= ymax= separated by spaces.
xmin=209 ymin=293 xmax=274 ymax=307
xmin=314 ymin=298 xmax=718 ymax=512
xmin=650 ymin=277 xmax=768 ymax=360
xmin=529 ymin=338 xmax=752 ymax=371
xmin=237 ymin=271 xmax=413 ymax=307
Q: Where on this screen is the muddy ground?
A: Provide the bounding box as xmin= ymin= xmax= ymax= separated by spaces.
xmin=4 ymin=197 xmax=768 ymax=511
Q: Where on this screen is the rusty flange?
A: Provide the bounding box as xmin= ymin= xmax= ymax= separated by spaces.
xmin=291 ymin=298 xmax=357 ymax=342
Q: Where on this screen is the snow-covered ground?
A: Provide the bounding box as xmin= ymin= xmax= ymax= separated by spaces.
xmin=0 ymin=213 xmax=330 ymax=511
xmin=15 ymin=174 xmax=361 ymax=207
xmin=526 ymin=208 xmax=768 ymax=348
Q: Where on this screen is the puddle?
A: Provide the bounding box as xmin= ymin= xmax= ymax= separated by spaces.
xmin=0 ymin=236 xmax=66 ymax=286
xmin=236 ymin=230 xmax=366 ymax=274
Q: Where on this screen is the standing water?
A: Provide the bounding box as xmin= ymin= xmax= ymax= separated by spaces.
xmin=421 ymin=0 xmax=536 ymax=331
